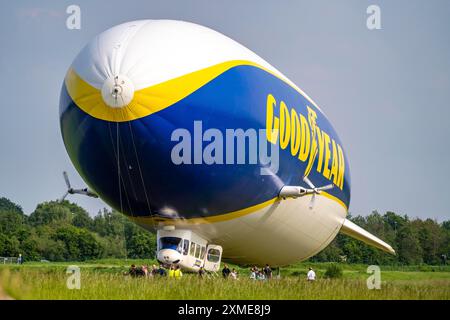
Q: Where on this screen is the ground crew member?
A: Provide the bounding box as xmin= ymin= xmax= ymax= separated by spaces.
xmin=307 ymin=267 xmax=316 ymax=281
xmin=174 ymin=265 xmax=183 ymax=279
xmin=168 ymin=265 xmax=175 ymax=278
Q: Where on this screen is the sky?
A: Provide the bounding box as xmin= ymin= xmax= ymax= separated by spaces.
xmin=0 ymin=0 xmax=449 ymax=221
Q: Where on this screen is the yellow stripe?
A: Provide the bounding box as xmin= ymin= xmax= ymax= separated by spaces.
xmin=65 ymin=60 xmax=253 ymax=122
xmin=131 ymin=197 xmax=279 ymax=226
xmin=130 ymin=191 xmax=347 ymax=226
xmin=321 ymin=191 xmax=347 ymax=211
xmin=65 ymin=60 xmax=308 ymax=122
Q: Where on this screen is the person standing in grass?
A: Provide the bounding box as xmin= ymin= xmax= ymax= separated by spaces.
xmin=230 ymin=268 xmax=238 ymax=280
xmin=222 ymin=264 xmax=231 ymax=279
xmin=307 ymin=267 xmax=316 ymax=281
xmin=263 ymin=264 xmax=272 ymax=279
xmin=249 ymin=267 xmax=256 ymax=280
xmin=150 ymin=265 xmax=158 ymax=277
xmin=168 ymin=265 xmax=175 ymax=278
xmin=125 ymin=264 xmax=138 ymax=277
xmin=158 ymin=264 xmax=167 ymax=277
xmin=141 ymin=265 xmax=149 ymax=277
xmin=174 ymin=265 xmax=183 ymax=279
xmin=198 ymin=266 xmax=206 ymax=278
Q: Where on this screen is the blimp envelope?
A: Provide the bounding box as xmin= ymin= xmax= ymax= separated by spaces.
xmin=60 ymin=20 xmax=393 ymax=266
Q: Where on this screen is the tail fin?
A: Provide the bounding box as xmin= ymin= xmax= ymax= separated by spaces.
xmin=340 ymin=219 xmax=396 ymax=255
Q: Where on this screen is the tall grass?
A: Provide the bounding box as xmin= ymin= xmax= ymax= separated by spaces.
xmin=1 ymin=267 xmax=449 ymax=300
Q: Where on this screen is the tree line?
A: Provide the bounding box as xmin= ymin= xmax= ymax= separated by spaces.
xmin=0 ymin=197 xmax=155 ymax=261
xmin=312 ymin=212 xmax=450 ymax=265
xmin=0 ymin=196 xmax=449 ymax=265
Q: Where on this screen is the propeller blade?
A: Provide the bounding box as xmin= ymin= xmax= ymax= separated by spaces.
xmin=317 ymin=184 xmax=334 ymax=191
xmin=63 ymin=171 xmax=71 ymax=189
xmin=59 ymin=191 xmax=68 ymax=202
xmin=303 ymin=176 xmax=315 ymax=189
xmin=309 ymin=193 xmax=316 ymax=209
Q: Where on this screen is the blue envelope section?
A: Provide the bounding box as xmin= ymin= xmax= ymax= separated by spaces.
xmin=60 ymin=65 xmax=351 ymax=219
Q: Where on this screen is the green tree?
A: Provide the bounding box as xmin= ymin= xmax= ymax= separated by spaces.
xmin=38 ymin=238 xmax=67 ymax=261
xmin=415 ymin=219 xmax=445 ymax=265
xmin=53 ymin=226 xmax=102 ymax=261
xmin=384 ymin=211 xmax=407 ymax=232
xmin=0 ymin=197 xmax=23 ymax=214
xmin=0 ymin=234 xmax=20 ymax=256
xmin=442 ymin=220 xmax=450 ymax=232
xmin=97 ymin=236 xmax=126 ymax=259
xmin=126 ymin=231 xmax=156 ymax=259
xmin=93 ymin=209 xmax=126 ymax=237
xmin=21 ymin=235 xmax=40 ymax=261
xmin=72 ymin=209 xmax=93 ymax=229
xmin=397 ymin=224 xmax=423 ymax=264
xmin=28 ymin=202 xmax=72 ymax=226
xmin=0 ymin=210 xmax=25 ymax=235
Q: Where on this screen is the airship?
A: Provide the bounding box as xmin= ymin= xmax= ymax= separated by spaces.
xmin=60 ymin=20 xmax=395 ymax=272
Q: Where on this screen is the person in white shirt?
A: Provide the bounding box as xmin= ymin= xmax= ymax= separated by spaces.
xmin=249 ymin=267 xmax=256 ymax=280
xmin=307 ymin=267 xmax=316 ymax=281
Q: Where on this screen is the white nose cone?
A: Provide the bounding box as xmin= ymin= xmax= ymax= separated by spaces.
xmin=101 ymin=75 xmax=134 ymax=108
xmin=157 ymin=249 xmax=182 ymax=264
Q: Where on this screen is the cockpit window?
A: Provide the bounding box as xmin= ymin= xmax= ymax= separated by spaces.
xmin=207 ymin=248 xmax=221 ymax=263
xmin=159 ymin=237 xmax=182 ymax=253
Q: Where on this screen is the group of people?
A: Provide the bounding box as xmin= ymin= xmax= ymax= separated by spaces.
xmin=126 ymin=263 xmax=316 ymax=281
xmin=249 ymin=264 xmax=273 ymax=280
xmin=221 ymin=264 xmax=239 ymax=279
xmin=125 ymin=264 xmax=177 ymax=278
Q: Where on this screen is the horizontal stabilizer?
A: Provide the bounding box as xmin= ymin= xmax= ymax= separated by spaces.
xmin=340 ymin=219 xmax=396 ymax=255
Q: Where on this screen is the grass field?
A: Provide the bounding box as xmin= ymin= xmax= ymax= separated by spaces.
xmin=1 ymin=260 xmax=449 ymax=300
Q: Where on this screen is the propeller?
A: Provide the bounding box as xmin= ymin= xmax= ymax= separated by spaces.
xmin=60 ymin=171 xmax=72 ymax=202
xmin=63 ymin=171 xmax=71 ymax=189
xmin=302 ymin=176 xmax=334 ymax=209
xmin=59 ymin=171 xmax=98 ymax=202
xmin=278 ymin=176 xmax=334 ymax=210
